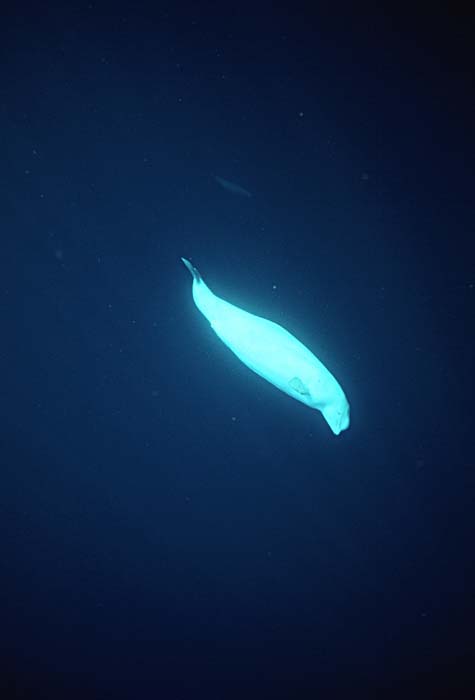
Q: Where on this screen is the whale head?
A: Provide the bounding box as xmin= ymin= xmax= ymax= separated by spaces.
xmin=322 ymin=398 xmax=350 ymax=435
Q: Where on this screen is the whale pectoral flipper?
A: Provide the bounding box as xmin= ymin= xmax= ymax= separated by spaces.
xmin=181 ymin=258 xmax=350 ymax=436
xmin=289 ymin=376 xmax=310 ymax=396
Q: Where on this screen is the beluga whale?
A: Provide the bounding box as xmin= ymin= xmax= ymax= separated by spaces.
xmin=181 ymin=258 xmax=350 ymax=435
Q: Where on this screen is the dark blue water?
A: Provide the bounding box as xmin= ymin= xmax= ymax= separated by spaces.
xmin=3 ymin=4 xmax=474 ymax=698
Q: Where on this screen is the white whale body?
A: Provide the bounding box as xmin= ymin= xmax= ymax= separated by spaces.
xmin=182 ymin=258 xmax=350 ymax=435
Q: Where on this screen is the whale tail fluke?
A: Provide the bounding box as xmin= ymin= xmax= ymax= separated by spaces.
xmin=181 ymin=257 xmax=202 ymax=283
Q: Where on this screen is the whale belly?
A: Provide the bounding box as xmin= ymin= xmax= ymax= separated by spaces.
xmin=210 ymin=305 xmax=337 ymax=412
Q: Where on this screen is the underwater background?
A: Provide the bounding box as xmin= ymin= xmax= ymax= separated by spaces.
xmin=2 ymin=3 xmax=474 ymax=698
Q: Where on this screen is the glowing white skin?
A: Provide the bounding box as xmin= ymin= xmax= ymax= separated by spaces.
xmin=182 ymin=258 xmax=350 ymax=435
